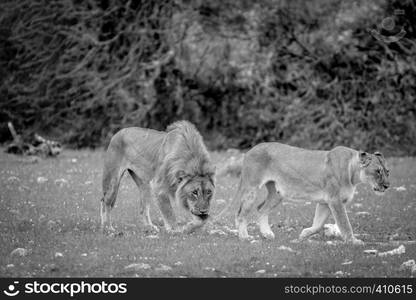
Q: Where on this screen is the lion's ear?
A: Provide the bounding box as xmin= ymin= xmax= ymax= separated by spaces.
xmin=207 ymin=165 xmax=216 ymax=177
xmin=359 ymin=151 xmax=371 ymax=167
xmin=202 ymin=165 xmax=216 ymax=186
xmin=374 ymin=151 xmax=384 ymax=159
xmin=175 ymin=170 xmax=189 ymax=183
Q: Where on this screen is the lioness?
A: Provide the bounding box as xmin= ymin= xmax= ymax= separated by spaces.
xmin=216 ymin=143 xmax=390 ymax=244
xmin=100 ymin=120 xmax=215 ymax=234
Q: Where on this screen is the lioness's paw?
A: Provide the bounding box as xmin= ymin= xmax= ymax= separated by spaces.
xmin=352 ymin=238 xmax=365 ymax=246
xmin=299 ymin=228 xmax=313 ymax=240
xmin=347 ymin=237 xmax=365 ymax=246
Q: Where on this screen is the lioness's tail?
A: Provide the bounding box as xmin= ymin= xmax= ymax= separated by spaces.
xmin=212 ymin=177 xmax=243 ymax=223
xmin=216 ymin=157 xmax=243 ymax=178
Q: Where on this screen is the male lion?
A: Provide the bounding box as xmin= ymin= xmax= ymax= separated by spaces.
xmin=215 ymin=144 xmax=390 ymax=245
xmin=100 ymin=120 xmax=215 ymax=234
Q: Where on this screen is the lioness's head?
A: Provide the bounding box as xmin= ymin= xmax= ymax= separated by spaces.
xmin=358 ymin=151 xmax=390 ymax=194
xmin=175 ymin=170 xmax=215 ymax=220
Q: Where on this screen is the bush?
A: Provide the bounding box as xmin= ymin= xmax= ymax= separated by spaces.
xmin=1 ymin=0 xmax=415 ymax=156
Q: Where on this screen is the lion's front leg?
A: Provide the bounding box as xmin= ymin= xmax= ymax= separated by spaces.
xmin=179 ymin=215 xmax=207 ymax=234
xmin=328 ymin=201 xmax=364 ymax=245
xmin=155 ymin=192 xmax=178 ymax=233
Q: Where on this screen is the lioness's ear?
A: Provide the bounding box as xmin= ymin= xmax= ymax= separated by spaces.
xmin=359 ymin=151 xmax=371 ymax=167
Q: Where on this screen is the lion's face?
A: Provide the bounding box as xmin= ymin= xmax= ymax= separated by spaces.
xmin=359 ymin=151 xmax=390 ymax=194
xmin=176 ymin=175 xmax=215 ymax=220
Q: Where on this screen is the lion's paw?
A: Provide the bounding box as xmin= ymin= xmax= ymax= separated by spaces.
xmin=109 ymin=231 xmax=124 ymax=238
xmin=166 ymin=227 xmax=183 ymax=235
xmin=260 ymin=230 xmax=275 ymax=240
xmin=101 ymin=224 xmax=116 ymax=235
xmin=143 ymin=224 xmax=160 ymax=235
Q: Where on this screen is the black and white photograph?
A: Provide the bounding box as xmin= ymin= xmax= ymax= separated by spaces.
xmin=0 ymin=0 xmax=415 ymax=290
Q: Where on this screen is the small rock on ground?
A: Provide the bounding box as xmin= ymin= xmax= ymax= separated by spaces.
xmin=10 ymin=248 xmax=28 ymax=257
xmin=155 ymin=264 xmax=172 ymax=272
xmin=125 ymin=263 xmax=151 ymax=271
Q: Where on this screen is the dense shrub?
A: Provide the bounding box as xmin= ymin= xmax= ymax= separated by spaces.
xmin=0 ymin=0 xmax=415 ymax=155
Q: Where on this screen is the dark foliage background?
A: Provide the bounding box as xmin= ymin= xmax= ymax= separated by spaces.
xmin=1 ymin=0 xmax=415 ymax=155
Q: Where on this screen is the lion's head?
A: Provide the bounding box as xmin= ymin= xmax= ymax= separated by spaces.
xmin=358 ymin=151 xmax=390 ymax=194
xmin=164 ymin=121 xmax=216 ymax=221
xmin=175 ymin=169 xmax=215 ymax=220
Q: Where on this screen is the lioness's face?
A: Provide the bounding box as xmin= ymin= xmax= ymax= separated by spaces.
xmin=178 ymin=176 xmax=214 ymax=220
xmin=359 ymin=151 xmax=390 ymax=194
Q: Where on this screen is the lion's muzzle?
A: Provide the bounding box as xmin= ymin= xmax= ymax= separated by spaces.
xmin=197 ymin=213 xmax=209 ymax=220
xmin=373 ymin=182 xmax=389 ymax=193
xmin=191 ymin=209 xmax=209 ymax=220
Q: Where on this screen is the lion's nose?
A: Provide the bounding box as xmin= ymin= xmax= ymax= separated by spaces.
xmin=198 ymin=213 xmax=209 ymax=220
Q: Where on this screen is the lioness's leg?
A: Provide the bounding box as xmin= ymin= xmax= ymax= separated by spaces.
xmin=128 ymin=170 xmax=159 ymax=233
xmin=101 ymin=165 xmax=124 ymax=233
xmin=235 ymin=186 xmax=260 ymax=240
xmin=299 ymin=203 xmax=330 ymax=240
xmin=100 ymin=200 xmax=114 ymax=232
xmin=257 ymin=181 xmax=282 ymax=240
xmin=328 ymin=201 xmax=363 ymax=245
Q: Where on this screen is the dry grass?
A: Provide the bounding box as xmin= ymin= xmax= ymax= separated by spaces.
xmin=0 ymin=149 xmax=415 ymax=277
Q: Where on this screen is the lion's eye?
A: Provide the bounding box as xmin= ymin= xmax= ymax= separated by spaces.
xmin=192 ymin=190 xmax=199 ymax=196
xmin=206 ymin=190 xmax=212 ymax=196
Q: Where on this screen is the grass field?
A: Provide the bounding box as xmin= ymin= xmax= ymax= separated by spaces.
xmin=0 ymin=148 xmax=415 ymax=277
